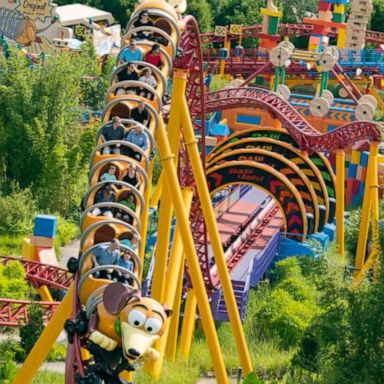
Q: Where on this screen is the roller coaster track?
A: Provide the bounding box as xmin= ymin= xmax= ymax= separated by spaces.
xmin=177 ymin=19 xmax=381 ymax=292
xmin=0 ymin=255 xmax=72 ymax=291
xmin=0 ymin=299 xmax=59 ymax=327
xmin=200 ymin=87 xmax=381 ymax=152
xmin=210 ymin=201 xmax=281 ymax=288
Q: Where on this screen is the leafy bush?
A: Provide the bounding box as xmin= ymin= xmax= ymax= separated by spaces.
xmin=0 ymin=234 xmax=24 ymax=256
xmin=255 ymin=288 xmax=316 ymax=349
xmin=345 ymin=209 xmax=362 ymax=256
xmin=0 ymin=261 xmax=29 ymax=300
xmin=0 ymin=186 xmax=36 ymax=235
xmin=18 ymin=304 xmax=44 ymax=361
xmin=269 ymin=257 xmax=303 ymax=284
xmin=0 ymin=346 xmax=17 ymax=383
xmin=55 ymin=217 xmax=79 ymax=247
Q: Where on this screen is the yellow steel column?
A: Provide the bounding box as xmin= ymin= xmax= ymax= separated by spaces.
xmin=370 ymin=144 xmax=380 ymax=257
xmin=179 ymin=289 xmax=197 ymax=358
xmin=355 ymin=142 xmax=380 ymax=282
xmin=180 ymin=100 xmax=253 ymax=375
xmin=37 ymin=286 xmax=53 ymax=302
xmin=151 ymin=189 xmax=173 ymax=301
xmin=139 ymin=160 xmax=154 ymax=280
xmin=13 ymin=284 xmax=74 ymax=384
xmin=155 ymin=117 xmax=229 ymax=383
xmin=220 ymin=36 xmax=231 ymax=77
xmin=336 ymin=150 xmax=345 ymax=256
xmin=146 ymin=188 xmax=194 ymax=378
xmin=355 ymin=143 xmax=379 ymax=271
xmin=150 ymin=71 xmax=184 ymax=302
xmin=165 ymin=261 xmax=184 ymax=361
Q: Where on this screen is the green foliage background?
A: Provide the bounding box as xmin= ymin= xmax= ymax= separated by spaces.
xmin=0 ymin=43 xmax=110 ymax=228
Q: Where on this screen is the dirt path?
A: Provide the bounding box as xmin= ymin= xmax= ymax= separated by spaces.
xmin=59 ymin=239 xmax=80 ymax=268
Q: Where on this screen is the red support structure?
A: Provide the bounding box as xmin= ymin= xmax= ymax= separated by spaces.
xmin=0 ymin=256 xmax=72 ymax=291
xmin=0 ymin=299 xmax=59 ymax=327
xmin=200 ymin=87 xmax=381 ymax=152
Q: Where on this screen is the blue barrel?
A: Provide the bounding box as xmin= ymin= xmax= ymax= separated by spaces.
xmin=234 ymin=45 xmax=244 ymax=57
xmin=219 ymin=48 xmax=229 ymax=60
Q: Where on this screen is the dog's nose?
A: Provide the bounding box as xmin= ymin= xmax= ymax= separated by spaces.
xmin=128 ymin=348 xmax=141 ymax=357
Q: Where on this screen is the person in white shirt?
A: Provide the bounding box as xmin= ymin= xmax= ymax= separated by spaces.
xmin=139 ymin=68 xmax=157 ymax=99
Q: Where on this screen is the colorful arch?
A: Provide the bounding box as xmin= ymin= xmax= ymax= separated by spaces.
xmin=209 ymin=148 xmax=319 ymax=234
xmin=207 ymin=127 xmax=335 ymax=201
xmin=208 ymin=137 xmax=332 ymax=224
xmin=207 ymin=161 xmax=309 ymax=242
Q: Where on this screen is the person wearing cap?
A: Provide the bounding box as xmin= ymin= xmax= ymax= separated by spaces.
xmin=133 ymin=11 xmax=154 ymax=39
xmin=120 ymin=40 xmax=143 ymax=63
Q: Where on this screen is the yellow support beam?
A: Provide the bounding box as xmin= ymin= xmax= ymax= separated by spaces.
xmin=165 ymin=259 xmax=184 ymax=361
xmin=336 ymin=150 xmax=345 ymax=256
xmin=179 ymin=289 xmax=197 ymax=358
xmin=139 ymin=160 xmax=154 ymax=281
xmin=146 ymin=188 xmax=194 ymax=378
xmin=37 ymin=286 xmax=53 ymax=302
xmin=150 ymin=71 xmax=183 ymax=303
xmin=13 ymin=284 xmax=74 ymax=384
xmin=154 ymin=116 xmax=229 ymax=383
xmin=355 ymin=142 xmax=379 ymax=273
xmin=179 ymin=84 xmax=253 ymax=375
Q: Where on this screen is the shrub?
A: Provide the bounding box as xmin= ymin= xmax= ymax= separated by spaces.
xmin=18 ymin=304 xmax=44 ymax=360
xmin=56 ymin=217 xmax=79 ymax=247
xmin=255 ymin=288 xmax=316 ymax=349
xmin=0 ymin=339 xmax=23 ymax=381
xmin=0 ymin=261 xmax=29 ymax=300
xmin=269 ymin=257 xmax=303 ymax=284
xmin=345 ymin=209 xmax=362 ymax=256
xmin=0 ymin=186 xmax=36 ymax=235
xmin=0 ymin=234 xmax=24 ymax=257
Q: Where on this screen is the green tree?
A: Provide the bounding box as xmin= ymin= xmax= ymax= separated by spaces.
xmin=211 ymin=0 xmax=264 ymax=27
xmin=371 ymin=0 xmax=384 ymax=32
xmin=279 ymin=0 xmax=319 ymax=24
xmin=187 ymin=0 xmax=213 ymax=32
xmin=0 ymin=43 xmax=106 ymax=217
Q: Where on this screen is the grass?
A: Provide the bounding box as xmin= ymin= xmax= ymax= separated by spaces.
xmin=32 ymin=371 xmax=64 ymax=384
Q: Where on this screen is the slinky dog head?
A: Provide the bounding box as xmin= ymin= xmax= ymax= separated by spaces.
xmin=103 ymin=283 xmax=172 ymax=360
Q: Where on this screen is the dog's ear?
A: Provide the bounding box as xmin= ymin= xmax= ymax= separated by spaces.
xmin=103 ymin=283 xmax=134 ymax=315
xmin=126 ymin=289 xmax=142 ymax=304
xmin=162 ymin=304 xmax=172 ymax=318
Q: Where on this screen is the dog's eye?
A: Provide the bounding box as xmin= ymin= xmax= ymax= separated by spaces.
xmin=128 ymin=309 xmax=146 ymax=327
xmin=144 ymin=318 xmax=162 ymax=334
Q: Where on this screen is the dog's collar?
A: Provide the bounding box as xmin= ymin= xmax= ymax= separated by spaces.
xmin=114 ymin=318 xmax=122 ymax=337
